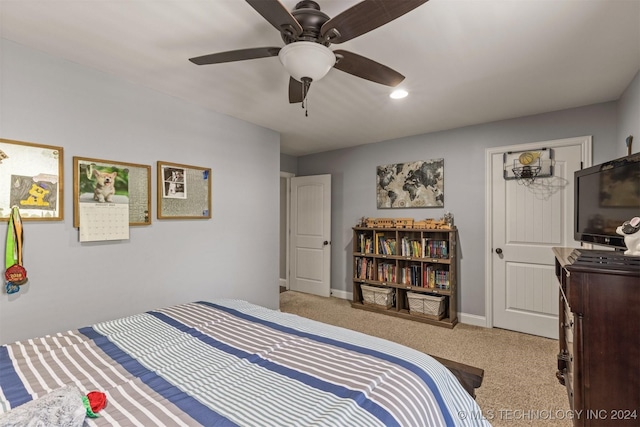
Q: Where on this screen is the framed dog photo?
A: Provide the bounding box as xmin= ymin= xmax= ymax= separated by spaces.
xmin=157 ymin=161 xmax=211 ymax=220
xmin=73 ymin=157 xmax=151 ymax=227
xmin=0 ymin=138 xmax=64 ymax=221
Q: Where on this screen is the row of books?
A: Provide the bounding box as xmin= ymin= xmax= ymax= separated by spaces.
xmin=355 ymin=257 xmax=375 ymax=280
xmin=399 ymin=238 xmax=450 ymax=259
xmin=356 ymin=233 xmax=374 ymax=254
xmin=378 ymin=235 xmax=448 ymax=258
xmin=400 ymin=238 xmax=422 ymax=258
xmin=401 ymin=266 xmax=450 ymax=289
xmin=357 ymin=232 xmax=449 ymax=259
xmin=376 ymin=234 xmax=397 ymax=255
xmin=424 ymin=267 xmax=450 ymax=290
xmin=356 ymin=257 xmax=450 ymax=290
xmin=423 ymin=240 xmax=448 ymax=258
xmin=377 ymin=262 xmax=396 ymax=282
xmin=400 ymin=265 xmax=421 ymax=286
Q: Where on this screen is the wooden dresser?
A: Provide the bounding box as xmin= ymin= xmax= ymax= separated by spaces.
xmin=553 ymin=247 xmax=640 ymax=426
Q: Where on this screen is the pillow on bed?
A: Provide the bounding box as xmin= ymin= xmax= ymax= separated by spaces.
xmin=0 ymin=385 xmax=86 ymax=427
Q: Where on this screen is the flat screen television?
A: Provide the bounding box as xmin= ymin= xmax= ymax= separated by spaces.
xmin=574 ymin=153 xmax=640 ymax=250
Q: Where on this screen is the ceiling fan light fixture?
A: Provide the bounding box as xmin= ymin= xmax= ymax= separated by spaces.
xmin=278 ymin=41 xmax=336 ymax=82
xmin=390 ymin=89 xmax=408 ymax=99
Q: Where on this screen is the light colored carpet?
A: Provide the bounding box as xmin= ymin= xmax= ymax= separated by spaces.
xmin=280 ymin=291 xmax=572 ymax=427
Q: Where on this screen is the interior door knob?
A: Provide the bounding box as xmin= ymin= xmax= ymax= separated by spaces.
xmin=323 ymin=240 xmax=330 ymax=246
xmin=495 ymin=248 xmax=503 ymax=254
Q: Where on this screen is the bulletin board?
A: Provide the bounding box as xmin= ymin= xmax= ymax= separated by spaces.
xmin=157 ymin=161 xmax=211 ymax=219
xmin=0 ymin=138 xmax=64 ymax=221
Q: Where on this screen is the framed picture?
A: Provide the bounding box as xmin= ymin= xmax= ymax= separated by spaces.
xmin=160 ymin=165 xmax=187 ymax=199
xmin=376 ymin=159 xmax=444 ymax=208
xmin=0 ymin=138 xmax=64 ymax=221
xmin=157 ymin=161 xmax=211 ymax=219
xmin=73 ymin=157 xmax=151 ymax=227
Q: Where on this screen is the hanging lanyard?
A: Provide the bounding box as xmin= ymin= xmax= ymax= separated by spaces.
xmin=5 ymin=206 xmax=27 ymax=293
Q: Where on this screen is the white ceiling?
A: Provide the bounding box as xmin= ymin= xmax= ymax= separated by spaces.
xmin=1 ymin=0 xmax=639 ymax=156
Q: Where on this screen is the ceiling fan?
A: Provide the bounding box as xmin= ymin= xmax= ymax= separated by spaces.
xmin=189 ymin=0 xmax=428 ymax=113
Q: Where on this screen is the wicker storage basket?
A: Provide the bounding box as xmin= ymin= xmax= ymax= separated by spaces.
xmin=407 ymin=292 xmax=445 ymax=319
xmin=361 ymin=285 xmax=394 ymax=308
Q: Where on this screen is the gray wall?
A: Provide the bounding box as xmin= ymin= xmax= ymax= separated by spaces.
xmin=618 ymin=70 xmax=640 ymax=156
xmin=298 ymin=73 xmax=639 ymax=319
xmin=0 ymin=40 xmax=281 ymax=344
xmin=279 ymin=154 xmax=297 ymax=282
xmin=280 ymin=153 xmax=298 ymax=175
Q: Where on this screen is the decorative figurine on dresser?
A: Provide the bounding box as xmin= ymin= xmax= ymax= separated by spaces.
xmin=616 ymin=217 xmax=640 ymax=256
xmin=552 ymin=247 xmax=639 ymax=426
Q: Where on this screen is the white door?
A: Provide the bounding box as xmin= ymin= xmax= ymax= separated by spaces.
xmin=290 ymin=174 xmax=331 ymax=297
xmin=489 ymin=137 xmax=590 ymax=338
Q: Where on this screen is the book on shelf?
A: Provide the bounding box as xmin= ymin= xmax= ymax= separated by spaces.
xmin=421 ymin=239 xmax=449 ymax=259
xmin=357 ymin=233 xmax=373 ymax=253
xmin=377 ymin=234 xmax=397 ymax=255
xmin=377 ymin=262 xmax=396 ymax=283
xmin=355 ymin=257 xmax=375 ymax=280
xmin=401 ymin=264 xmax=422 ymax=286
xmin=423 ymin=266 xmax=450 ymax=289
xmin=400 ymin=237 xmax=422 ymax=258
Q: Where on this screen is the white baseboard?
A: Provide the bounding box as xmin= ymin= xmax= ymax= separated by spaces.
xmin=330 ymin=289 xmax=351 ymax=300
xmin=279 ymin=278 xmax=287 ymax=288
xmin=458 ymin=312 xmax=488 ymax=328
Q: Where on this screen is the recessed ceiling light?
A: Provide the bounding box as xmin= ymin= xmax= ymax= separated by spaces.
xmin=390 ymin=89 xmax=408 ymax=99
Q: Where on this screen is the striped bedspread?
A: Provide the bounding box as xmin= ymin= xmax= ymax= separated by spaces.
xmin=0 ymin=300 xmax=491 ymax=426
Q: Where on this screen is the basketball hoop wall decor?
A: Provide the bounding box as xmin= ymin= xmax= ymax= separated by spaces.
xmin=503 ymin=148 xmax=553 ymax=185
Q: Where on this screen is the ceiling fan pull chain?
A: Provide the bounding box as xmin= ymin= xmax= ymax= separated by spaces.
xmin=301 ymin=77 xmax=311 ymax=117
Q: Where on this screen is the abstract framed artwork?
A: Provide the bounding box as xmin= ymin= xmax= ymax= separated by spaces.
xmin=0 ymin=138 xmax=64 ymax=221
xmin=376 ymin=159 xmax=444 ymax=208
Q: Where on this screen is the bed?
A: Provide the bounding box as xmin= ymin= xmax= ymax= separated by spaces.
xmin=0 ymin=299 xmax=491 ymax=426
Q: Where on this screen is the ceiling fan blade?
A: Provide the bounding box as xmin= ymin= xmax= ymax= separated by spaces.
xmin=246 ymin=0 xmax=303 ymax=38
xmin=189 ymin=47 xmax=280 ymax=65
xmin=321 ymin=0 xmax=428 ymax=44
xmin=333 ymin=50 xmax=405 ymax=86
xmin=288 ymin=77 xmax=304 ymax=103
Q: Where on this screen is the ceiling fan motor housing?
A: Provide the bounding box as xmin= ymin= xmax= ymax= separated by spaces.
xmin=284 ymin=0 xmax=331 ymax=45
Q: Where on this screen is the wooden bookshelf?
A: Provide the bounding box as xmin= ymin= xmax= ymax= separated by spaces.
xmin=352 ymin=226 xmax=458 ymax=328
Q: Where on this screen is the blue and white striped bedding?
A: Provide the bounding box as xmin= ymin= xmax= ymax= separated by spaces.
xmin=0 ymin=300 xmax=491 ymax=426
